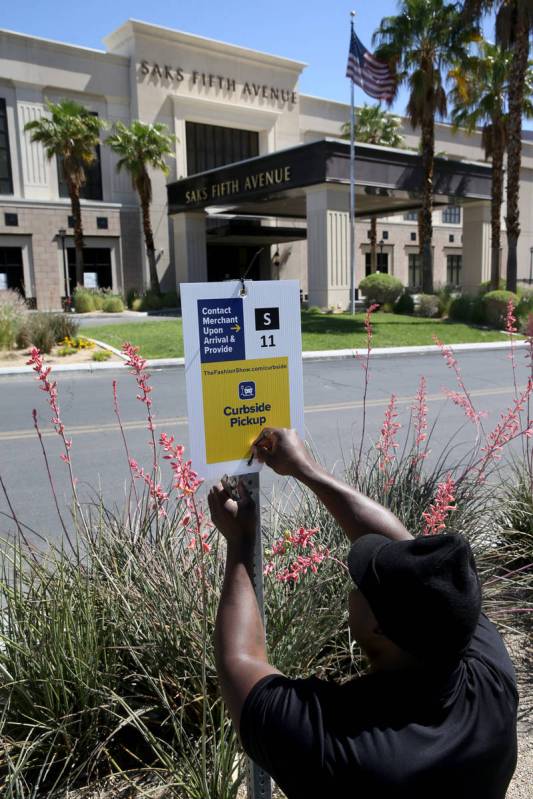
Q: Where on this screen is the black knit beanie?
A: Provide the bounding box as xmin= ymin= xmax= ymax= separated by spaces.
xmin=347 ymin=533 xmax=482 ymax=663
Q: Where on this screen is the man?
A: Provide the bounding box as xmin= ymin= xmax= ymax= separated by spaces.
xmin=208 ymin=427 xmax=518 ymax=799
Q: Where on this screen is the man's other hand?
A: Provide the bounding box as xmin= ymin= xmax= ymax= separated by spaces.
xmin=208 ymin=481 xmax=256 ymax=541
xmin=252 ymin=428 xmax=314 ymax=478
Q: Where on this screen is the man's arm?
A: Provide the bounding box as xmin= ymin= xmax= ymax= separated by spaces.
xmin=209 ymin=483 xmax=282 ymax=731
xmin=252 ymin=428 xmax=412 ymax=543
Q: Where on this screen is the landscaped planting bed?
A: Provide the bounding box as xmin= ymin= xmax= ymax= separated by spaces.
xmin=0 ymin=314 xmax=531 ymax=797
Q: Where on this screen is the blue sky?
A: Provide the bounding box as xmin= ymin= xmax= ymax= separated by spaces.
xmin=3 ymin=0 xmax=531 ymax=128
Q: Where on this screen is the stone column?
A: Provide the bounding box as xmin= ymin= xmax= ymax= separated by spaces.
xmin=306 ymin=186 xmax=351 ymax=310
xmin=462 ymin=202 xmax=491 ymax=292
xmin=172 ymin=212 xmax=208 ymax=287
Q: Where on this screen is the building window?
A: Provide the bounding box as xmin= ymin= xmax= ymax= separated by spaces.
xmin=410 ymin=232 xmax=416 ymax=241
xmin=0 ymin=99 xmax=14 ymax=195
xmin=408 ymin=253 xmax=422 ymax=289
xmin=403 ymin=210 xmax=418 ymax=221
xmin=382 ymin=231 xmax=389 ymax=240
xmin=442 ymin=206 xmax=461 ymax=224
xmin=4 ymin=213 xmax=18 ymax=227
xmin=57 ymin=113 xmax=103 ymax=201
xmin=449 ymin=234 xmax=455 ymax=243
xmin=96 ymin=216 xmax=108 ymax=230
xmin=68 ymin=216 xmax=75 ymax=228
xmin=66 ymin=247 xmax=112 ymax=296
xmin=0 ymin=247 xmax=24 ymax=294
xmin=365 ymin=252 xmax=389 ymax=275
xmin=367 ymin=230 xmax=371 ymax=239
xmin=186 ymin=121 xmax=259 ymax=175
xmin=447 ymin=254 xmax=462 ymax=286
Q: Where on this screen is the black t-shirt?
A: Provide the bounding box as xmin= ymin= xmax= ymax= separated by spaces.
xmin=240 ymin=613 xmax=518 ymax=799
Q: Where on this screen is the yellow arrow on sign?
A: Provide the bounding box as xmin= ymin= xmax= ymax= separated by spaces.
xmin=231 ymin=324 xmax=241 ymax=332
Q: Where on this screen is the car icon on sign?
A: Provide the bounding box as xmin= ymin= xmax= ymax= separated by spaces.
xmin=239 ymin=381 xmax=256 ymax=400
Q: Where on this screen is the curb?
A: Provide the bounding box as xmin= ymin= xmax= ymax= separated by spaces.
xmin=0 ymin=339 xmax=526 ymax=378
xmin=302 ymin=339 xmax=528 ymax=361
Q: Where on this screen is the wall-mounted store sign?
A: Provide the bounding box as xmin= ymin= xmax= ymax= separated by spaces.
xmin=167 ymin=141 xmax=329 ymax=213
xmin=138 ymin=61 xmax=298 ymax=106
xmin=185 ymin=166 xmax=292 ymax=205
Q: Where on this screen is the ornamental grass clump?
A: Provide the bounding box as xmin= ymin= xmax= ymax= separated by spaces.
xmin=73 ymin=289 xmax=95 ymax=314
xmin=0 ymin=318 xmax=531 ymax=796
xmin=0 ymin=290 xmax=27 ymax=350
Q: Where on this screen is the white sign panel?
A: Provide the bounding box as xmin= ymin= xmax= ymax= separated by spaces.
xmin=181 ymin=280 xmax=304 ymax=479
xmin=84 ymin=272 xmax=98 ymax=289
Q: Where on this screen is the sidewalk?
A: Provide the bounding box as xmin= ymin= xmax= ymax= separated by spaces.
xmin=0 ymin=338 xmax=527 ymax=377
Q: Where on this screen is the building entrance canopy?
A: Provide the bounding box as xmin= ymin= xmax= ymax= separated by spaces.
xmin=167 ymin=139 xmax=492 ymax=308
xmin=167 ymin=138 xmax=492 ymax=220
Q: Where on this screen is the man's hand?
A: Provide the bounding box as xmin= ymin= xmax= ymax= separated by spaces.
xmin=208 ymin=481 xmax=256 ymax=541
xmin=252 ymin=427 xmax=315 ymax=478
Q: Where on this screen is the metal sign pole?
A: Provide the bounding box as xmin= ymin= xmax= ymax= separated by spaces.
xmin=240 ymin=470 xmax=272 ymax=799
xmin=349 ymin=11 xmax=357 ymax=315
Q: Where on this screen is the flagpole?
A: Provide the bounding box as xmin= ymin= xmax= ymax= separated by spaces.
xmin=349 ymin=10 xmax=356 ymax=315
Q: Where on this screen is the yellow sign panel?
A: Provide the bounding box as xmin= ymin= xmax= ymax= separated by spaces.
xmin=201 ymin=356 xmax=291 ymax=463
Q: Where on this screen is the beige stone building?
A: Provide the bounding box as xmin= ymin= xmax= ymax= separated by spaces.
xmin=0 ymin=20 xmax=532 ymax=310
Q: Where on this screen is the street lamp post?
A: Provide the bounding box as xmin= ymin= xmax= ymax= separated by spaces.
xmin=529 ymin=246 xmax=533 ymax=285
xmin=378 ymin=239 xmax=384 ymax=272
xmin=57 ymin=228 xmax=71 ymax=311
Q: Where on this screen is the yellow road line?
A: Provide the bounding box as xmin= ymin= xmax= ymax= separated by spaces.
xmin=0 ymin=385 xmax=519 ymax=443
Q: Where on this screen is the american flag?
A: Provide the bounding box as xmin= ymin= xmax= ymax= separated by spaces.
xmin=346 ymin=28 xmax=395 ymax=102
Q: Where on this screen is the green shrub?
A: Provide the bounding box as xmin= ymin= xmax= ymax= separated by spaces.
xmin=58 ymin=346 xmax=77 ymax=357
xmin=482 ymin=290 xmax=518 ymax=328
xmin=306 ymin=306 xmax=323 ymax=314
xmin=102 ymin=296 xmax=124 ymax=313
xmin=140 ymin=291 xmax=163 ymax=311
xmin=516 ymin=294 xmax=533 ymax=323
xmin=449 ymin=295 xmax=472 ymax=321
xmin=92 ymin=349 xmax=112 ymax=361
xmin=470 ymin=297 xmax=486 ymax=325
xmin=131 ymin=297 xmax=143 ymax=311
xmin=449 ymin=295 xmax=486 ymax=324
xmin=126 ymin=288 xmax=140 ymax=309
xmin=359 ymin=273 xmax=403 ymax=306
xmin=416 ymin=294 xmax=440 ymax=318
xmin=479 ymin=278 xmax=505 ymax=295
xmin=393 ymin=292 xmax=415 ymax=315
xmin=162 ymin=290 xmax=179 ymax=308
xmin=73 ymin=289 xmax=95 ymax=313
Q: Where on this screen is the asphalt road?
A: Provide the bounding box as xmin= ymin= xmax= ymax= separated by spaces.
xmin=0 ymin=348 xmax=530 ymax=544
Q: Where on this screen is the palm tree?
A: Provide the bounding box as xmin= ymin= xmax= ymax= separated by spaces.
xmin=463 ymin=1 xmax=533 ymax=292
xmin=24 ymin=100 xmax=105 ymax=287
xmin=450 ymin=42 xmax=533 ymax=290
xmin=106 ymin=121 xmax=175 ymax=294
xmin=341 ymin=104 xmax=403 ymax=274
xmin=373 ymin=0 xmax=479 ymax=293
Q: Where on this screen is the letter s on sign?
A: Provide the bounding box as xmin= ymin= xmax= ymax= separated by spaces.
xmin=141 ymin=60 xmax=150 ymax=75
xmin=263 ymin=312 xmax=271 ymax=326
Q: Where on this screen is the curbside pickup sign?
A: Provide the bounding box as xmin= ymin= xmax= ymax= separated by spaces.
xmin=181 ymin=280 xmax=304 ymax=478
